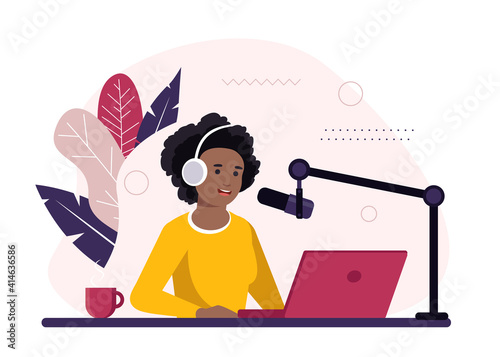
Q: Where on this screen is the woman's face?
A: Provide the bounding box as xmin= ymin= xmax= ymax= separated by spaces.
xmin=196 ymin=148 xmax=244 ymax=207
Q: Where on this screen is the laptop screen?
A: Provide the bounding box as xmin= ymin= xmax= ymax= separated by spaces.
xmin=284 ymin=250 xmax=407 ymax=318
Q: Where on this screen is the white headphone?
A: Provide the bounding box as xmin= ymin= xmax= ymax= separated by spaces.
xmin=181 ymin=124 xmax=232 ymax=186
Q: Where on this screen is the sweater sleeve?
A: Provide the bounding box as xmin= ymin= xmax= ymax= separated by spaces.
xmin=248 ymin=225 xmax=285 ymax=310
xmin=130 ymin=224 xmax=201 ymax=318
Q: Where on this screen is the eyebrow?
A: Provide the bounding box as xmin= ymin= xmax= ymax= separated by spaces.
xmin=213 ymin=164 xmax=243 ymax=169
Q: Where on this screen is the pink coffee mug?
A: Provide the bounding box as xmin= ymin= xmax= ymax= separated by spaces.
xmin=85 ymin=287 xmax=124 ymax=318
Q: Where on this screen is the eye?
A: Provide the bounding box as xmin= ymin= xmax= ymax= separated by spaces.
xmin=215 ymin=169 xmax=220 ymax=175
xmin=233 ymin=171 xmax=239 ymax=177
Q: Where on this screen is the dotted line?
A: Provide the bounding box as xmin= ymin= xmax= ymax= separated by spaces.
xmin=320 ymin=138 xmax=411 ymax=141
xmin=321 ymin=128 xmax=414 ymax=141
xmin=323 ymin=129 xmax=415 ymax=132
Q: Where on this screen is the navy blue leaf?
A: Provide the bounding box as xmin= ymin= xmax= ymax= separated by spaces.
xmin=135 ymin=68 xmax=181 ymax=147
xmin=36 ymin=185 xmax=117 ymax=268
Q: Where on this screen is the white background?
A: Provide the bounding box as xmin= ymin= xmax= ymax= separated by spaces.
xmin=1 ymin=0 xmax=499 ymax=356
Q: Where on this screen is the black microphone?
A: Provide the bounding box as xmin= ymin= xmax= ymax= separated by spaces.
xmin=257 ymin=187 xmax=314 ymax=219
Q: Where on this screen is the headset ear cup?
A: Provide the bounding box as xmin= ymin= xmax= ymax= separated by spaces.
xmin=182 ymin=158 xmax=208 ymax=186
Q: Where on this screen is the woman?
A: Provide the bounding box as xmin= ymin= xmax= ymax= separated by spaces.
xmin=131 ymin=113 xmax=284 ymax=318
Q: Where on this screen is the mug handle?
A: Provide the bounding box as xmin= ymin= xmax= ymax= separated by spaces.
xmin=115 ymin=290 xmax=125 ymax=309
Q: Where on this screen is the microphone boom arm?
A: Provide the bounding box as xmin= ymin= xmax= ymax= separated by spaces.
xmin=287 ymin=159 xmax=448 ymax=321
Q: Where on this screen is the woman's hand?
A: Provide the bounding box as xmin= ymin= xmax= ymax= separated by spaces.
xmin=196 ymin=305 xmax=238 ymax=318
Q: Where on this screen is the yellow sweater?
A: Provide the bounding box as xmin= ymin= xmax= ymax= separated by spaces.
xmin=130 ymin=212 xmax=284 ymax=317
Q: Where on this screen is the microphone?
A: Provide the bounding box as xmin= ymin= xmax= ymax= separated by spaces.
xmin=257 ymin=187 xmax=314 ymax=219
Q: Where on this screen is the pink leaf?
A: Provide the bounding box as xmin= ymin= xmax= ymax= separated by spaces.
xmin=98 ymin=74 xmax=143 ymax=157
xmin=54 ymin=109 xmax=124 ymax=231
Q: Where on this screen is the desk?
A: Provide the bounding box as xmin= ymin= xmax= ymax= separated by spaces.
xmin=42 ymin=317 xmax=451 ymax=328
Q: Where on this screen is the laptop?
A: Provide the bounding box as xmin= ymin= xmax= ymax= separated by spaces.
xmin=238 ymin=250 xmax=407 ymax=318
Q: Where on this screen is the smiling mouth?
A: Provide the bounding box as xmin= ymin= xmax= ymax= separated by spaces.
xmin=217 ymin=188 xmax=232 ymax=196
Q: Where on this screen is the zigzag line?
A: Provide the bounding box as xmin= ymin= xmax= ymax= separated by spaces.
xmin=222 ymin=78 xmax=301 ymax=86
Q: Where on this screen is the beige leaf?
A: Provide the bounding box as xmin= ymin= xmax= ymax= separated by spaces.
xmin=54 ymin=109 xmax=124 ymax=230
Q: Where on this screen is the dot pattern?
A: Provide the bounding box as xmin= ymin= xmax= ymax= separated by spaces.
xmin=320 ymin=129 xmax=414 ymax=141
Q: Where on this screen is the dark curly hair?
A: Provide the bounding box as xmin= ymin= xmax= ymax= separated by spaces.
xmin=161 ymin=113 xmax=260 ymax=204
